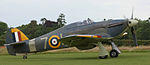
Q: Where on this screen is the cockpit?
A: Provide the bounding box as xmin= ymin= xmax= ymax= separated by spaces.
xmin=65 ymin=18 xmax=94 ymax=29
xmin=82 ymin=18 xmax=94 ymax=24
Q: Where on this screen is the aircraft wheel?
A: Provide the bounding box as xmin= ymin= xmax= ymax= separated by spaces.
xmin=23 ymin=55 xmax=27 ymax=59
xmin=99 ymin=55 xmax=108 ymax=59
xmin=110 ymin=50 xmax=118 ymax=58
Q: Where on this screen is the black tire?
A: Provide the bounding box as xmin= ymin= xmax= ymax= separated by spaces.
xmin=110 ymin=50 xmax=119 ymax=58
xmin=23 ymin=55 xmax=27 ymax=59
xmin=99 ymin=55 xmax=108 ymax=59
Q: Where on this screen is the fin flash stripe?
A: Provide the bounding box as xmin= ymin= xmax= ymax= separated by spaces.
xmin=11 ymin=28 xmax=29 ymax=41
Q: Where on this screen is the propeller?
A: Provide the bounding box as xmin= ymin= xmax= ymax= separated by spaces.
xmin=131 ymin=27 xmax=138 ymax=46
xmin=131 ymin=8 xmax=134 ymax=19
xmin=129 ymin=8 xmax=138 ymax=47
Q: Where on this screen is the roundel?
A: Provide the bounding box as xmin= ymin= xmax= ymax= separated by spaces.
xmin=48 ymin=35 xmax=61 ymax=48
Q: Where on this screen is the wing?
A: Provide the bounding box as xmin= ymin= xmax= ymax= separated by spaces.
xmin=60 ymin=34 xmax=112 ymax=41
xmin=59 ymin=34 xmax=112 ymax=50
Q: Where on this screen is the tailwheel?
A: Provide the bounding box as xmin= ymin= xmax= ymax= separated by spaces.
xmin=23 ymin=55 xmax=27 ymax=59
xmin=110 ymin=50 xmax=119 ymax=58
xmin=99 ymin=55 xmax=108 ymax=59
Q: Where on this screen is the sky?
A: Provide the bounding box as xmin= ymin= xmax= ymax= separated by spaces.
xmin=0 ymin=0 xmax=150 ymax=27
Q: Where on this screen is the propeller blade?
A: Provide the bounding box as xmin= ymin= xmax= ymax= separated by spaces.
xmin=131 ymin=27 xmax=138 ymax=46
xmin=131 ymin=9 xmax=134 ymax=19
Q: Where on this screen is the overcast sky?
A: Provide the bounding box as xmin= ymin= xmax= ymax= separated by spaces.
xmin=0 ymin=0 xmax=149 ymax=27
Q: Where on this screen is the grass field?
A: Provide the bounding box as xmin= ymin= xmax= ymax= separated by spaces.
xmin=0 ymin=52 xmax=150 ymax=65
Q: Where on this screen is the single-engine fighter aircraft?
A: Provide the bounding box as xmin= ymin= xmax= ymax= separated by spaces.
xmin=5 ymin=15 xmax=138 ymax=59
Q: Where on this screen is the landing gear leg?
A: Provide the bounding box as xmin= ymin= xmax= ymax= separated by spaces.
xmin=98 ymin=42 xmax=109 ymax=59
xmin=109 ymin=41 xmax=121 ymax=58
xmin=23 ymin=53 xmax=27 ymax=59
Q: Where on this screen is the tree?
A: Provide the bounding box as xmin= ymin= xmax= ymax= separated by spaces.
xmin=17 ymin=19 xmax=60 ymax=39
xmin=0 ymin=21 xmax=8 ymax=46
xmin=17 ymin=20 xmax=39 ymax=39
xmin=40 ymin=18 xmax=47 ymax=25
xmin=30 ymin=20 xmax=38 ymax=26
xmin=0 ymin=21 xmax=8 ymax=35
xmin=136 ymin=20 xmax=150 ymax=40
xmin=57 ymin=13 xmax=66 ymax=27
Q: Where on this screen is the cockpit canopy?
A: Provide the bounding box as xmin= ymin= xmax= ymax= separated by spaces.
xmin=65 ymin=18 xmax=94 ymax=29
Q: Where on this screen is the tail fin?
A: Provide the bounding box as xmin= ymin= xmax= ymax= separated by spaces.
xmin=6 ymin=28 xmax=29 ymax=44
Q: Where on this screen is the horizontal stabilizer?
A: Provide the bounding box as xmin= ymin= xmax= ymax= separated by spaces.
xmin=4 ymin=41 xmax=26 ymax=46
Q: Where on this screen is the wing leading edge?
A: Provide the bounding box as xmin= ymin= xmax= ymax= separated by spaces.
xmin=62 ymin=34 xmax=112 ymax=39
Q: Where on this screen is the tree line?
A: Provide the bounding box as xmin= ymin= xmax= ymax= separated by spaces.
xmin=0 ymin=17 xmax=150 ymax=46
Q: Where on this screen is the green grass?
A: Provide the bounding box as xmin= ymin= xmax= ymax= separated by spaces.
xmin=0 ymin=52 xmax=150 ymax=65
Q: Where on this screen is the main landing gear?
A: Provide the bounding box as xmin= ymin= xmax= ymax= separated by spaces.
xmin=98 ymin=42 xmax=109 ymax=59
xmin=110 ymin=50 xmax=118 ymax=58
xmin=98 ymin=41 xmax=121 ymax=59
xmin=109 ymin=41 xmax=121 ymax=58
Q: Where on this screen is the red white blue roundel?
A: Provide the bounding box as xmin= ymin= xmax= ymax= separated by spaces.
xmin=48 ymin=35 xmax=61 ymax=48
xmin=50 ymin=37 xmax=59 ymax=46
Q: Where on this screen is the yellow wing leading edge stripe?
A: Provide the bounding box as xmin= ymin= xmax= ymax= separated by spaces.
xmin=76 ymin=35 xmax=102 ymax=38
